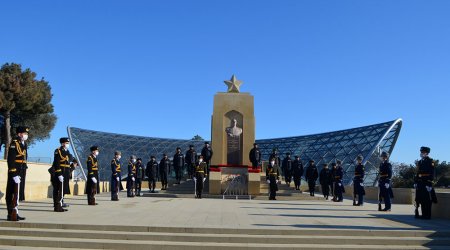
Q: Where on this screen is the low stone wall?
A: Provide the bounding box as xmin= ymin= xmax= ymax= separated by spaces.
xmin=432 ymin=192 xmax=450 ymax=219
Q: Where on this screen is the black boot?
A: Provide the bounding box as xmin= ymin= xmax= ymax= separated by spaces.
xmin=378 ymin=203 xmax=382 ymax=211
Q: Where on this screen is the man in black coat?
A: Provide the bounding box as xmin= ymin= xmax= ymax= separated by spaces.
xmin=173 ymin=147 xmax=185 ymax=184
xmin=291 ymin=156 xmax=304 ymax=191
xmin=201 ymin=142 xmax=213 ymax=173
xmin=135 ymin=158 xmax=145 ymax=196
xmin=269 ymin=148 xmax=281 ymax=168
xmin=145 ymin=156 xmax=158 ymax=193
xmin=305 ymin=160 xmax=319 ymax=196
xmin=281 ymin=152 xmax=293 ymax=186
xmin=414 ymin=146 xmax=438 ymax=219
xmin=185 ymin=145 xmax=197 ymax=179
xmin=319 ymin=163 xmax=331 ymax=200
xmin=249 ymin=143 xmax=261 ymax=170
xmin=159 ymin=154 xmax=171 ymax=190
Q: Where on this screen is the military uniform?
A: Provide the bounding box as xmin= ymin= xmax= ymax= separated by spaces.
xmin=249 ymin=145 xmax=261 ymax=170
xmin=266 ymin=162 xmax=280 ymax=200
xmin=333 ymin=165 xmax=344 ymax=202
xmin=127 ymin=160 xmax=137 ymax=197
xmin=269 ymin=151 xmax=281 ymax=169
xmin=281 ymin=154 xmax=293 ymax=186
xmin=414 ymin=147 xmax=437 ymax=219
xmin=173 ymin=150 xmax=185 ymax=184
xmin=305 ymin=162 xmax=318 ymax=196
xmin=378 ymin=159 xmax=393 ymax=211
xmin=353 ymin=162 xmax=366 ymax=206
xmin=135 ymin=159 xmax=144 ymax=196
xmin=111 ymin=157 xmax=122 ymax=201
xmin=145 ymin=157 xmax=159 ymax=192
xmin=159 ymin=156 xmax=171 ymax=190
xmin=185 ymin=147 xmax=197 ymax=179
xmin=319 ymin=166 xmax=332 ymax=199
xmin=6 ymin=127 xmax=29 ymax=221
xmin=86 ymin=147 xmax=99 ymax=205
xmin=194 ymin=161 xmax=208 ymax=199
xmin=52 ymin=144 xmax=72 ymax=211
xmin=292 ymin=157 xmax=304 ymax=190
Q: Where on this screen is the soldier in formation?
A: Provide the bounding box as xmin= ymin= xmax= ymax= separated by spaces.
xmin=51 ymin=137 xmax=75 ymax=212
xmin=201 ymin=142 xmax=213 ymax=173
xmin=353 ymin=155 xmax=366 ymax=206
xmin=414 ymin=146 xmax=438 ymax=219
xmin=378 ymin=152 xmax=393 ymax=212
xmin=332 ymin=160 xmax=344 ymax=202
xmin=6 ymin=126 xmax=29 ymax=221
xmin=86 ymin=146 xmax=100 ymax=205
xmin=111 ymin=151 xmax=122 ymax=201
xmin=135 ymin=158 xmax=145 ymax=196
xmin=266 ymin=158 xmax=280 ymax=200
xmin=185 ymin=145 xmax=197 ymax=179
xmin=127 ymin=155 xmax=137 ymax=197
xmin=194 ymin=155 xmax=208 ymax=199
xmin=173 ymin=147 xmax=185 ymax=184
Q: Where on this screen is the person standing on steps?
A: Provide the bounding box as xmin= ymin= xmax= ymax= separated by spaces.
xmin=111 ymin=151 xmax=122 ymax=201
xmin=127 ymin=155 xmax=137 ymax=197
xmin=249 ymin=143 xmax=261 ymax=170
xmin=414 ymin=146 xmax=437 ymax=219
xmin=305 ymin=160 xmax=318 ymax=197
xmin=159 ymin=154 xmax=171 ymax=191
xmin=353 ymin=155 xmax=366 ymax=206
xmin=185 ymin=145 xmax=197 ymax=180
xmin=201 ymin=142 xmax=213 ymax=174
xmin=6 ymin=126 xmax=29 ymax=221
xmin=194 ymin=155 xmax=208 ymax=199
xmin=319 ymin=163 xmax=331 ymax=200
xmin=86 ymin=146 xmax=100 ymax=205
xmin=51 ymin=137 xmax=75 ymax=212
xmin=333 ymin=160 xmax=344 ymax=202
xmin=266 ymin=159 xmax=280 ymax=200
xmin=281 ymin=152 xmax=293 ymax=187
xmin=378 ymin=152 xmax=393 ymax=212
xmin=173 ymin=147 xmax=185 ymax=184
xmin=292 ymin=156 xmax=304 ymax=191
xmin=135 ymin=158 xmax=145 ymax=196
xmin=145 ymin=156 xmax=158 ymax=193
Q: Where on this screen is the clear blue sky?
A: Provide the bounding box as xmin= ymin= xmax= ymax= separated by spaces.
xmin=1 ymin=1 xmax=449 ymax=164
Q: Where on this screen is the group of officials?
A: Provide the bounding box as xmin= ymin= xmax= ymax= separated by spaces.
xmin=5 ymin=127 xmax=439 ymax=221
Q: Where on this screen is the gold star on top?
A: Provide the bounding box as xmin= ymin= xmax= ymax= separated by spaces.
xmin=224 ymin=75 xmax=243 ymax=93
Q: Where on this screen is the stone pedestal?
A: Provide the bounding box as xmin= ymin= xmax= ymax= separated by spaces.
xmin=208 ymin=171 xmax=222 ymax=195
xmin=210 ymin=92 xmax=255 ymax=167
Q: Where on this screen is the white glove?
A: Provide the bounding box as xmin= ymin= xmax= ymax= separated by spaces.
xmin=132 ymin=177 xmax=135 ymax=182
xmin=266 ymin=180 xmax=270 ymax=184
xmin=193 ymin=177 xmax=197 ymax=182
xmin=360 ymin=183 xmax=364 ymax=187
xmin=58 ymin=175 xmax=64 ymax=183
xmin=338 ymin=183 xmax=342 ymax=187
xmin=13 ymin=176 xmax=21 ymax=184
xmin=414 ymin=184 xmax=417 ymax=189
xmin=116 ymin=177 xmax=120 ymax=182
xmin=385 ymin=183 xmax=390 ymax=189
xmin=203 ymin=178 xmax=206 ymax=182
xmin=91 ymin=177 xmax=97 ymax=184
xmin=426 ymin=186 xmax=432 ymax=192
xmin=276 ymin=180 xmax=279 ymax=184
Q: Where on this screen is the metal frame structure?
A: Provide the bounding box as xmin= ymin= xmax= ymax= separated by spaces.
xmin=67 ymin=119 xmax=402 ymax=186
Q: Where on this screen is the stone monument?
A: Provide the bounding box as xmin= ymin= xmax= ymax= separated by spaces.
xmin=210 ymin=75 xmax=255 ymax=167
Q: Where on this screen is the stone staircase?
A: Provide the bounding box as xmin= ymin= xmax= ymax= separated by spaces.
xmin=257 ymin=175 xmax=323 ymax=201
xmin=143 ymin=178 xmax=211 ymax=198
xmin=0 ymin=222 xmax=449 ymax=249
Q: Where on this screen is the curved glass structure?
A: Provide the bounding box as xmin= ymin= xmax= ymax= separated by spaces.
xmin=68 ymin=119 xmax=402 ymax=186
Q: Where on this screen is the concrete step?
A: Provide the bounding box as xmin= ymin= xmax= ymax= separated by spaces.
xmin=2 ymin=235 xmax=449 ymax=250
xmin=2 ymin=222 xmax=450 ymax=238
xmin=0 ymin=227 xmax=449 ymax=246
